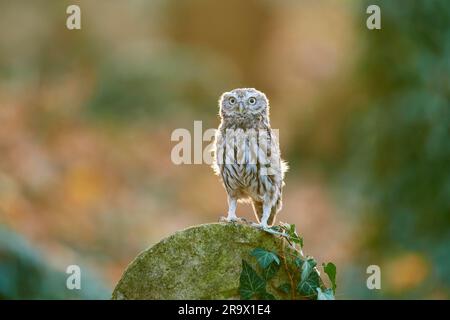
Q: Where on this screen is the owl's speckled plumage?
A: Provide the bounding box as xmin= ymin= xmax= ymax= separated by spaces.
xmin=212 ymin=88 xmax=287 ymax=228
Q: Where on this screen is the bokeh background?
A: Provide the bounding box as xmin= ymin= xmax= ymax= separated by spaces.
xmin=0 ymin=0 xmax=448 ymax=299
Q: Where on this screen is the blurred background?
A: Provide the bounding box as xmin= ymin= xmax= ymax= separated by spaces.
xmin=0 ymin=0 xmax=448 ymax=299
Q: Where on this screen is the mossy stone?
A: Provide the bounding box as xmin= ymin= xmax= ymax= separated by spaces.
xmin=112 ymin=222 xmax=293 ymax=300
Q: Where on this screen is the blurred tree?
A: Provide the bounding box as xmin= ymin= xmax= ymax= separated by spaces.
xmin=87 ymin=49 xmax=234 ymax=124
xmin=341 ymin=0 xmax=449 ymax=298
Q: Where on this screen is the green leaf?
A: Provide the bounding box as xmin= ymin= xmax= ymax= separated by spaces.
xmin=250 ymin=248 xmax=280 ymax=269
xmin=322 ymin=262 xmax=337 ymax=294
xmin=239 ymin=260 xmax=266 ymax=300
xmin=277 ymin=283 xmax=291 ymax=294
xmin=297 ymin=270 xmax=320 ymax=297
xmin=290 ymin=235 xmax=303 ymax=248
xmin=283 ymin=223 xmax=303 ymax=248
xmin=296 ymin=258 xmax=319 ymax=297
xmin=259 ymin=290 xmax=276 ymax=300
xmin=317 ymin=288 xmax=335 ymax=300
xmin=289 ymin=224 xmax=298 ymax=238
xmin=294 ymin=257 xmax=304 ymax=269
xmin=300 ymin=258 xmax=317 ymax=282
xmin=261 ymin=261 xmax=280 ymax=281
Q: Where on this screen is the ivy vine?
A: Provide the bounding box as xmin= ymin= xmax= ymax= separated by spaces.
xmin=239 ymin=222 xmax=337 ymax=300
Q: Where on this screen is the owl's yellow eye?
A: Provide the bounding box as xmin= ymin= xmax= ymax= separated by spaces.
xmin=228 ymin=97 xmax=236 ymax=105
xmin=248 ymin=97 xmax=257 ymax=105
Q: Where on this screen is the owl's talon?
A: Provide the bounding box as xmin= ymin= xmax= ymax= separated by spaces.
xmin=237 ymin=217 xmax=248 ymax=223
xmin=219 ymin=216 xmax=246 ymax=223
xmin=250 ymin=222 xmax=267 ymax=229
xmin=219 ymin=216 xmax=233 ymax=223
xmin=250 ymin=222 xmax=285 ymax=236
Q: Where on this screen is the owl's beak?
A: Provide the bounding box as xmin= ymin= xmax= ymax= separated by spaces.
xmin=239 ymin=102 xmax=244 ymax=113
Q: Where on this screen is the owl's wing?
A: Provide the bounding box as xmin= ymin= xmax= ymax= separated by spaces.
xmin=261 ymin=128 xmax=288 ymax=178
xmin=211 ymin=129 xmax=223 ymax=176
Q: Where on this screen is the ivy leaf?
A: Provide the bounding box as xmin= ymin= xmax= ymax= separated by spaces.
xmin=317 ymin=288 xmax=335 ymax=300
xmin=239 ymin=260 xmax=266 ymax=300
xmin=289 ymin=224 xmax=297 ymax=237
xmin=297 ymin=258 xmax=319 ymax=297
xmin=300 ymin=257 xmax=317 ymax=282
xmin=294 ymin=257 xmax=304 ymax=269
xmin=250 ymin=248 xmax=280 ymax=269
xmin=261 ymin=261 xmax=280 ymax=281
xmin=297 ymin=270 xmax=320 ymax=297
xmin=322 ymin=262 xmax=337 ymax=294
xmin=277 ymin=283 xmax=291 ymax=294
xmin=259 ymin=290 xmax=276 ymax=300
xmin=282 ymin=223 xmax=304 ymax=248
xmin=290 ymin=234 xmax=303 ymax=248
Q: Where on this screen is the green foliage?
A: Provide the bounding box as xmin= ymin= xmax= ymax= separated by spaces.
xmin=277 ymin=283 xmax=291 ymax=294
xmin=296 ymin=257 xmax=321 ymax=298
xmin=250 ymin=248 xmax=280 ymax=269
xmin=239 ymin=260 xmax=277 ymax=300
xmin=297 ymin=268 xmax=320 ymax=297
xmin=272 ymin=222 xmax=304 ymax=249
xmin=239 ymin=260 xmax=266 ymax=300
xmin=336 ymin=0 xmax=450 ymax=297
xmin=261 ymin=261 xmax=280 ymax=281
xmin=323 ymin=262 xmax=337 ymax=294
xmin=239 ymin=224 xmax=337 ymax=300
xmin=299 ymin=258 xmax=316 ymax=283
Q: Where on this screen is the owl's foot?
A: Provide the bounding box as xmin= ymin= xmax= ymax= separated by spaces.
xmin=250 ymin=221 xmax=268 ymax=229
xmin=251 ymin=222 xmax=285 ymax=236
xmin=219 ymin=216 xmax=248 ymax=224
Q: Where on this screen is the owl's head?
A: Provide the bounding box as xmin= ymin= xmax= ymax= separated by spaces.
xmin=219 ymin=88 xmax=269 ymax=121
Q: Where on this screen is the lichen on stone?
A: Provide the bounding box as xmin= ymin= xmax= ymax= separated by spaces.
xmin=112 ymin=222 xmax=294 ymax=300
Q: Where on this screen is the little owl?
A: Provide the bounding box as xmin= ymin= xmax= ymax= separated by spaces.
xmin=212 ymin=88 xmax=287 ymax=229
